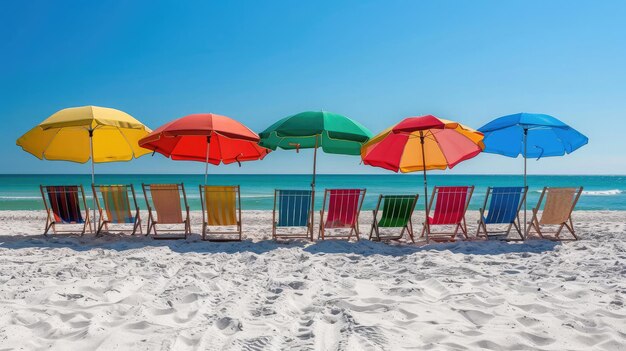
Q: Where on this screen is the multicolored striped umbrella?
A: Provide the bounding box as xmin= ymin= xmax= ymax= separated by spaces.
xmin=361 ymin=115 xmax=484 ymax=224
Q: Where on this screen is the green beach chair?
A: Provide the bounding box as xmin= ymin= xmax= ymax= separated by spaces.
xmin=369 ymin=194 xmax=419 ymax=242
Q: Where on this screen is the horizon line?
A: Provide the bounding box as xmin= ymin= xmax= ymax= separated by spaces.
xmin=0 ymin=173 xmax=623 ymax=176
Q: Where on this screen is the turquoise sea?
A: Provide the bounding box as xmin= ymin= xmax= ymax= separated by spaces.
xmin=0 ymin=173 xmax=626 ymax=210
xmin=0 ymin=174 xmax=623 ymax=211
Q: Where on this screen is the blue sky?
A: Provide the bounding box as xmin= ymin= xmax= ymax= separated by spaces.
xmin=1 ymin=0 xmax=625 ymax=175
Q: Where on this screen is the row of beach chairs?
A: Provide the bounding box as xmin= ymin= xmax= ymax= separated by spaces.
xmin=39 ymin=184 xmax=583 ymax=242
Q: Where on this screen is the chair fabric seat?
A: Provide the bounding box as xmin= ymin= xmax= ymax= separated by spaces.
xmin=429 ymin=186 xmax=470 ymax=225
xmin=47 ymin=185 xmax=84 ymax=224
xmin=484 ymin=186 xmax=524 ymax=224
xmin=277 ymin=190 xmax=311 ymax=227
xmin=378 ymin=195 xmax=415 ymax=228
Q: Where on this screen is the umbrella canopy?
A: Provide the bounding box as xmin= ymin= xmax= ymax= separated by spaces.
xmin=478 ymin=112 xmax=588 ymax=236
xmin=361 ymin=115 xmax=484 ymax=172
xmin=138 ymin=113 xmax=269 ymax=183
xmin=361 ymin=115 xmax=484 ymax=242
xmin=259 ymin=111 xmax=372 ymax=193
xmin=259 ymin=111 xmax=372 ymax=155
xmin=16 ymin=105 xmax=151 ymax=164
xmin=479 ymin=113 xmax=588 ymax=158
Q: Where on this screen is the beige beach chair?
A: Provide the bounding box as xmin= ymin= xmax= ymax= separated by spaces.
xmin=526 ymin=186 xmax=583 ymax=241
xmin=40 ymin=185 xmax=92 ymax=236
xmin=92 ymin=184 xmax=142 ymax=235
xmin=142 ymin=183 xmax=190 ymax=239
xmin=200 ymin=185 xmax=242 ymax=241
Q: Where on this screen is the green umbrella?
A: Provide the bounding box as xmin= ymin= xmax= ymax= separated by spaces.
xmin=259 ymin=111 xmax=372 ymax=192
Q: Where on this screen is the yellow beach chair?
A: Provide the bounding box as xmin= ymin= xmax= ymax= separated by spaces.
xmin=526 ymin=187 xmax=583 ymax=241
xmin=200 ymin=185 xmax=242 ymax=241
xmin=92 ymin=184 xmax=142 ymax=235
xmin=40 ymin=185 xmax=92 ymax=236
xmin=142 ymin=183 xmax=190 ymax=239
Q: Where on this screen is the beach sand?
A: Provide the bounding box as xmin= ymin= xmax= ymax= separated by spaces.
xmin=0 ymin=210 xmax=624 ymax=350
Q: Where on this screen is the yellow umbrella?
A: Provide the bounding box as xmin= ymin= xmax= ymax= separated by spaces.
xmin=16 ymin=105 xmax=152 ymax=183
xmin=17 ymin=106 xmax=152 ymax=224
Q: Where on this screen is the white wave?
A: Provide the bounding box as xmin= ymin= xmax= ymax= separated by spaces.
xmin=0 ymin=196 xmax=42 ymax=200
xmin=532 ymin=189 xmax=623 ymax=196
xmin=582 ymin=189 xmax=623 ymax=196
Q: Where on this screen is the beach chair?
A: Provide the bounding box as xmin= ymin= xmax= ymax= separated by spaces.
xmin=476 ymin=186 xmax=528 ymax=241
xmin=526 ymin=186 xmax=583 ymax=241
xmin=40 ymin=185 xmax=92 ymax=236
xmin=421 ymin=186 xmax=474 ymax=242
xmin=92 ymin=184 xmax=142 ymax=235
xmin=318 ymin=189 xmax=366 ymax=240
xmin=142 ymin=183 xmax=190 ymax=239
xmin=272 ymin=189 xmax=314 ymax=240
xmin=369 ymin=194 xmax=419 ymax=242
xmin=200 ymin=185 xmax=242 ymax=241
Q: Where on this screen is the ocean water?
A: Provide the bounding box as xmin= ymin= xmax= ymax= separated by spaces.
xmin=0 ymin=174 xmax=624 ymax=211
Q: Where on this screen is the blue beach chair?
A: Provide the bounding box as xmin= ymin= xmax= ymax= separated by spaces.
xmin=272 ymin=189 xmax=314 ymax=240
xmin=476 ymin=186 xmax=528 ymax=240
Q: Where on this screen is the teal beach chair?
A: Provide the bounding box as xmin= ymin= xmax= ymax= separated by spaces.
xmin=369 ymin=194 xmax=419 ymax=242
xmin=272 ymin=189 xmax=314 ymax=240
xmin=476 ymin=186 xmax=528 ymax=240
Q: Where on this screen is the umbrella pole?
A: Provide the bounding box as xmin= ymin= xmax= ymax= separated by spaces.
xmin=420 ymin=132 xmax=429 ymax=243
xmin=204 ymin=135 xmax=211 ymax=185
xmin=523 ymin=129 xmax=528 ymax=238
xmin=310 ymin=135 xmax=318 ymax=240
xmin=89 ymin=129 xmax=96 ymax=228
xmin=312 ymin=134 xmax=318 ymax=192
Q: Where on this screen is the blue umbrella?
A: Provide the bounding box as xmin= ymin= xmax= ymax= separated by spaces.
xmin=479 ymin=112 xmax=588 ymax=236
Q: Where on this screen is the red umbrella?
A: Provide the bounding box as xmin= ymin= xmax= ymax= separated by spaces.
xmin=139 ymin=113 xmax=269 ymax=183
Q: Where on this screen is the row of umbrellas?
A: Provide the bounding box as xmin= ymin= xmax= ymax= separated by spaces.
xmin=16 ymin=106 xmax=588 ymax=232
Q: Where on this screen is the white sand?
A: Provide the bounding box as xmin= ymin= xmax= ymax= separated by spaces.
xmin=0 ymin=210 xmax=624 ymax=350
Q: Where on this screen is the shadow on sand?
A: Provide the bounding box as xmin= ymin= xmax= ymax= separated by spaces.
xmin=0 ymin=232 xmax=560 ymax=257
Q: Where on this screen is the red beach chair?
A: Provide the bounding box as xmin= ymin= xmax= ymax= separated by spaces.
xmin=318 ymin=188 xmax=366 ymax=240
xmin=421 ymin=186 xmax=474 ymax=242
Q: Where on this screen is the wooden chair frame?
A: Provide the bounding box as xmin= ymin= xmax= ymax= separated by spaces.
xmin=421 ymin=186 xmax=474 ymax=243
xmin=200 ymin=185 xmax=242 ymax=241
xmin=92 ymin=184 xmax=142 ymax=236
xmin=40 ymin=185 xmax=92 ymax=236
xmin=318 ymin=188 xmax=366 ymax=241
xmin=526 ymin=186 xmax=583 ymax=241
xmin=142 ymin=183 xmax=191 ymax=240
xmin=476 ymin=186 xmax=528 ymax=241
xmin=369 ymin=194 xmax=419 ymax=242
xmin=272 ymin=189 xmax=314 ymax=240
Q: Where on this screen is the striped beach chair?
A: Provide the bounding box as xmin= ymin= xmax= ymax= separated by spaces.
xmin=40 ymin=185 xmax=92 ymax=236
xmin=421 ymin=186 xmax=474 ymax=242
xmin=92 ymin=184 xmax=142 ymax=235
xmin=369 ymin=194 xmax=419 ymax=242
xmin=526 ymin=187 xmax=583 ymax=241
xmin=200 ymin=185 xmax=242 ymax=241
xmin=142 ymin=183 xmax=191 ymax=239
xmin=272 ymin=189 xmax=314 ymax=240
xmin=476 ymin=186 xmax=528 ymax=240
xmin=318 ymin=188 xmax=366 ymax=240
